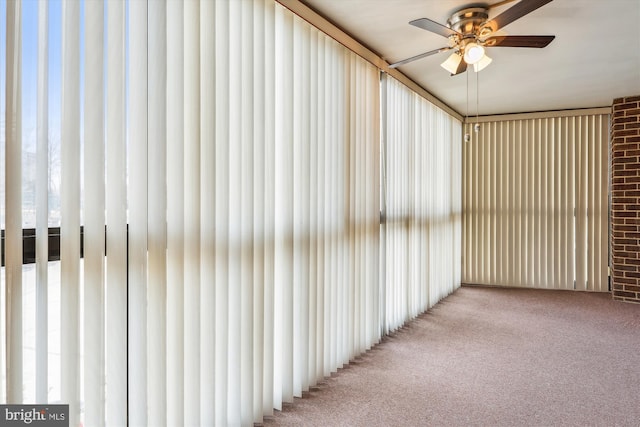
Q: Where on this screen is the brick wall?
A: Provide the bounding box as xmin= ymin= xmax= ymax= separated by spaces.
xmin=611 ymin=95 xmax=640 ymax=303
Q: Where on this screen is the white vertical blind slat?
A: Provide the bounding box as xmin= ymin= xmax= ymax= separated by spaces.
xmin=60 ymin=1 xmax=81 ymax=422
xmin=35 ymin=0 xmax=49 ymax=405
xmin=294 ymin=19 xmax=311 ymax=395
xmin=5 ymin=0 xmax=22 ymax=405
xmin=200 ymin=0 xmax=215 ymax=424
xmin=214 ymin=0 xmax=230 ymax=423
xmin=106 ymin=1 xmax=127 ymax=423
xmin=83 ymin=0 xmax=105 ymax=424
xmin=147 ymin=1 xmax=168 ymax=424
xmin=236 ymin=2 xmax=255 ymax=425
xmin=251 ymin=0 xmax=265 ymax=422
xmin=262 ymin=0 xmax=276 ymax=416
xmin=166 ymin=0 xmax=185 ymax=424
xmin=307 ymin=26 xmax=319 ymax=392
xmin=274 ymin=4 xmax=294 ymax=407
xmin=183 ymin=1 xmax=201 ymax=425
xmin=128 ymin=0 xmax=148 ymax=425
xmin=227 ymin=0 xmax=243 ymax=421
xmin=239 ymin=0 xmax=255 ymax=424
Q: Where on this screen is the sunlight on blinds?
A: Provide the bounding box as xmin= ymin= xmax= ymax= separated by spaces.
xmin=1 ymin=0 xmax=463 ymax=425
xmin=381 ymin=75 xmax=462 ymax=334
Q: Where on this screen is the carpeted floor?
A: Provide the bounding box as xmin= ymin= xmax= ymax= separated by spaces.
xmin=266 ymin=286 xmax=640 ymax=426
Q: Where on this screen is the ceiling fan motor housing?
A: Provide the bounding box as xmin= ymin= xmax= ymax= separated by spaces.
xmin=447 ymin=7 xmax=489 ymax=38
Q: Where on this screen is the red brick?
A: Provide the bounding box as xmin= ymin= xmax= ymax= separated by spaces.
xmin=613 ymin=251 xmax=636 ymax=258
xmin=625 ymin=258 xmax=640 ymax=265
xmin=625 ymin=108 xmax=640 ymax=116
xmin=624 ymin=285 xmax=640 ymax=292
xmin=615 ymin=129 xmax=640 ymax=138
xmin=613 ymin=167 xmax=637 ymax=174
xmin=626 ymin=136 xmax=640 ymax=143
xmin=617 ymin=116 xmax=640 ymax=123
xmin=612 ymin=197 xmax=636 ymax=204
xmin=616 ymin=143 xmax=639 ymax=151
xmin=612 ymin=282 xmax=625 ymax=291
xmin=624 ymin=95 xmax=640 ymax=103
xmin=614 ymin=278 xmax=638 ymax=286
xmin=625 ymin=272 xmax=640 ymax=279
xmin=614 ymin=156 xmax=638 ymax=163
xmin=626 ymin=122 xmax=640 ymax=130
xmin=625 ymin=190 xmax=640 ymax=196
xmin=616 ymin=211 xmax=637 ymax=217
xmin=620 ymin=237 xmax=640 ymax=245
xmin=613 ymin=289 xmax=637 ymax=297
xmin=614 ymin=102 xmax=638 ymax=111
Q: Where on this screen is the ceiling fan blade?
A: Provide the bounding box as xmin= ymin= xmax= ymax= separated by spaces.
xmin=389 ymin=47 xmax=451 ymax=69
xmin=484 ymin=35 xmax=555 ymax=48
xmin=482 ymin=0 xmax=553 ymax=33
xmin=410 ymin=18 xmax=461 ymax=38
xmin=451 ymin=60 xmax=467 ymax=76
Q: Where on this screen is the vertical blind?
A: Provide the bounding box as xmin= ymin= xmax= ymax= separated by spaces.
xmin=381 ymin=75 xmax=462 ymax=333
xmin=462 ymin=114 xmax=609 ymax=290
xmin=1 ymin=0 xmax=462 ymax=425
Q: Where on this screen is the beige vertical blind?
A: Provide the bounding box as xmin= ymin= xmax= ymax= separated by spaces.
xmin=381 ymin=75 xmax=462 ymax=334
xmin=463 ymin=114 xmax=609 ymax=291
xmin=2 ymin=0 xmax=462 ymax=425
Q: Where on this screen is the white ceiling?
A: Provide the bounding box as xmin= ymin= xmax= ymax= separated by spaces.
xmin=301 ymin=0 xmax=640 ymax=116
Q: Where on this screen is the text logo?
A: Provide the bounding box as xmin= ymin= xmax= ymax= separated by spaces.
xmin=0 ymin=405 xmax=68 ymax=427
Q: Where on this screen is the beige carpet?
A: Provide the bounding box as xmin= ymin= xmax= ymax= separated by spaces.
xmin=266 ymin=286 xmax=640 ymax=426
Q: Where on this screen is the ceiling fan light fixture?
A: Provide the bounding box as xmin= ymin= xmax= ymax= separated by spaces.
xmin=463 ymin=42 xmax=485 ymax=64
xmin=473 ymin=54 xmax=492 ymax=72
xmin=440 ymin=52 xmax=462 ymax=74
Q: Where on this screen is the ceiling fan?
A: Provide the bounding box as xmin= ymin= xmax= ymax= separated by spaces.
xmin=389 ymin=0 xmax=555 ymax=75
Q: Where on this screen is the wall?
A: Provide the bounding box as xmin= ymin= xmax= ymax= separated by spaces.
xmin=611 ymin=95 xmax=640 ymax=303
xmin=463 ymin=111 xmax=610 ymax=290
